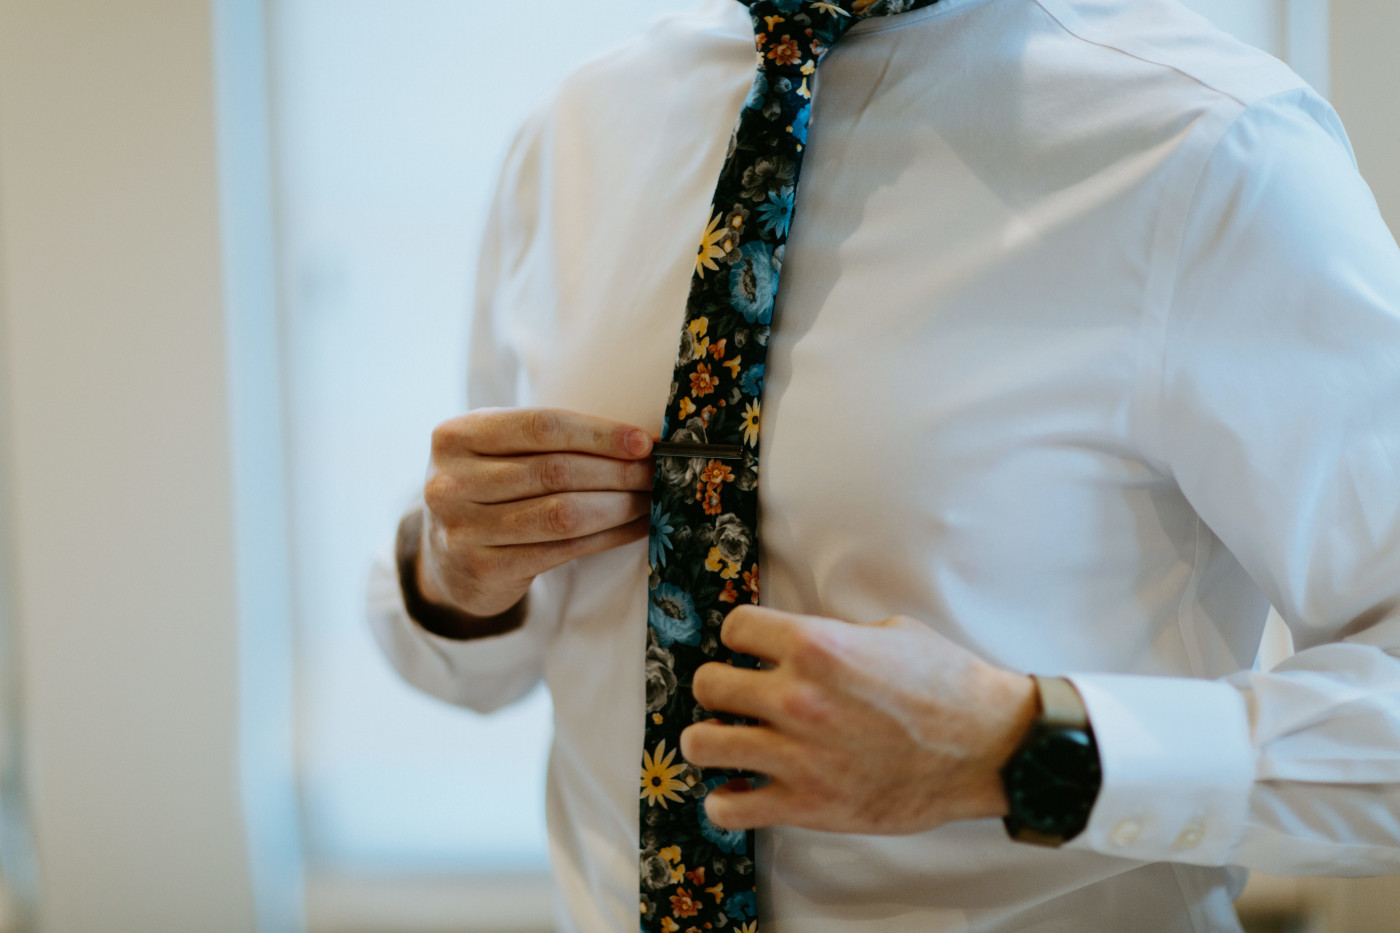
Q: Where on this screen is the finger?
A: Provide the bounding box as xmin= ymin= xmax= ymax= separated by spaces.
xmin=472 ymin=515 xmax=650 ymax=584
xmin=439 ymin=408 xmax=652 ymax=459
xmin=476 ymin=491 xmax=651 ymax=546
xmin=469 ymin=453 xmax=655 ymax=504
xmin=720 ymin=604 xmax=818 ymax=664
xmin=691 ymin=662 xmax=778 ymax=722
xmin=679 ymin=721 xmax=790 ymax=775
xmin=703 ymin=778 xmax=795 ymax=831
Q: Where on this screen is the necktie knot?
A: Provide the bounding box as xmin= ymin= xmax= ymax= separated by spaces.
xmin=746 ymin=3 xmax=853 ymax=76
xmin=742 ymin=0 xmax=940 ymax=74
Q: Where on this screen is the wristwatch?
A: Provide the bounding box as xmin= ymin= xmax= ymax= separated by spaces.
xmin=1000 ymin=675 xmax=1102 ymax=847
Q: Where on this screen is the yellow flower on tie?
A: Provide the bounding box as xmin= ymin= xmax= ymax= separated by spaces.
xmin=741 ymin=400 xmax=761 ymax=447
xmin=696 ymin=213 xmax=727 ymax=277
xmin=811 ymin=2 xmax=849 ymax=15
xmin=738 ymin=922 xmax=758 ymax=933
xmin=678 ymin=397 xmax=696 ymax=418
xmin=706 ymin=546 xmax=741 ymax=579
xmin=660 ymin=918 xmax=679 ymax=933
xmin=706 ymin=882 xmax=724 ymax=903
xmin=641 ymin=742 xmax=688 ymax=809
xmin=660 ymin=845 xmax=682 ymax=864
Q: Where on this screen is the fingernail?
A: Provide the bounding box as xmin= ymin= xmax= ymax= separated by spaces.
xmin=626 ymin=430 xmax=651 ymax=457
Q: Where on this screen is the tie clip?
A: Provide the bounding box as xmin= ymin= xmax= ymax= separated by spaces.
xmin=651 ymin=441 xmax=744 ymax=460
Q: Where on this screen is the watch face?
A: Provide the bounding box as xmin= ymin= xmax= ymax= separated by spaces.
xmin=1004 ymin=729 xmax=1102 ymax=838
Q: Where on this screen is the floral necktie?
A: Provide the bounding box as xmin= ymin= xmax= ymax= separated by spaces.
xmin=639 ymin=2 xmax=942 ymax=931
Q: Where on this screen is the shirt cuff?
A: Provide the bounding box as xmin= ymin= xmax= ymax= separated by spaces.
xmin=367 ymin=546 xmax=546 ymax=712
xmin=1064 ymin=673 xmax=1254 ymax=865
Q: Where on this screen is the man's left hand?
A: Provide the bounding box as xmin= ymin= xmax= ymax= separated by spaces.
xmin=679 ymin=605 xmax=1038 ymax=835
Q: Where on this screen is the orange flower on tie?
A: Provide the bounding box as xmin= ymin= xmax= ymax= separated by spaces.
xmin=699 ymin=461 xmax=733 ymax=487
xmin=742 ymin=564 xmax=759 ymax=599
xmin=690 ymin=363 xmax=719 ymax=397
xmin=700 ymin=487 xmax=723 ymax=516
xmin=766 ymin=34 xmax=801 ymax=66
xmin=670 ymin=889 xmax=701 ymax=919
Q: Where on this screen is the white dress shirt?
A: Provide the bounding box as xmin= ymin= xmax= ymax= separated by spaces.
xmin=367 ymin=0 xmax=1400 ymax=929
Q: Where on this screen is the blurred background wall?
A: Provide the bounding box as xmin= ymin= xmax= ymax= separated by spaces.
xmin=0 ymin=1 xmax=1395 ymax=932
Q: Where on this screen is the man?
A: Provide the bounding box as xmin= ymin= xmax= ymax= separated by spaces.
xmin=368 ymin=0 xmax=1400 ymax=929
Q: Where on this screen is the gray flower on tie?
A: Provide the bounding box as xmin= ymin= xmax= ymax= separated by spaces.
xmin=645 ymin=633 xmax=678 ymax=713
xmin=713 ymin=513 xmax=752 ymax=565
xmin=640 ymin=854 xmax=672 ymax=891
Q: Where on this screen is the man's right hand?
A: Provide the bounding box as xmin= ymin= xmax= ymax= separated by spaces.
xmin=415 ymin=407 xmax=655 ymax=625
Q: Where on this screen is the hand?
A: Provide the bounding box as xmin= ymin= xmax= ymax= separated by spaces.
xmin=679 ymin=606 xmax=1037 ymax=835
xmin=417 ymin=407 xmax=654 ymax=622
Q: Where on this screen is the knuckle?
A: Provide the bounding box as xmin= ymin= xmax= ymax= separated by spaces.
xmin=777 ymin=682 xmax=831 ymax=727
xmin=542 ymin=496 xmax=579 ymax=536
xmin=429 ymin=421 xmax=455 ymax=453
xmin=537 ymin=454 xmax=572 ymax=493
xmin=422 ymin=472 xmax=460 ymax=514
xmin=430 ymin=415 xmax=473 ymax=453
xmin=788 ymin=625 xmax=838 ymax=672
xmin=458 ymin=545 xmax=499 ymax=581
xmin=523 ymin=409 xmax=561 ymax=448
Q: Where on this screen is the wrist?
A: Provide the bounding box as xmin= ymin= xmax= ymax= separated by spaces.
xmin=999 ymin=675 xmax=1103 ymax=846
xmin=976 ymin=669 xmax=1039 ymax=819
xmin=396 ymin=509 xmax=528 ymax=640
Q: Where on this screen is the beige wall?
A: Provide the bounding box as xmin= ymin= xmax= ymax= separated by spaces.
xmin=0 ymin=1 xmax=258 ymax=930
xmin=1332 ymin=0 xmax=1400 ymax=237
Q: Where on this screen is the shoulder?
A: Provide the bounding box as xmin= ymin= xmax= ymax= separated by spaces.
xmin=534 ymin=1 xmax=752 ymax=135
xmin=1029 ymin=0 xmax=1308 ymax=108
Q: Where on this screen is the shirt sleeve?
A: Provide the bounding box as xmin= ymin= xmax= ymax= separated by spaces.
xmin=1066 ymin=88 xmax=1400 ymax=874
xmin=365 ymin=110 xmax=569 ymax=714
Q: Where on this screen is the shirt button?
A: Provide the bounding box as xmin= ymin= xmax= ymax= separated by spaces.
xmin=1175 ymin=825 xmax=1205 ymax=850
xmin=1110 ymin=819 xmax=1142 ymax=847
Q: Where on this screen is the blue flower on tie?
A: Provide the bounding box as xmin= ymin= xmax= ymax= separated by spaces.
xmin=739 ymin=363 xmax=764 ymax=396
xmin=729 ymin=241 xmax=778 ymax=325
xmin=791 ymin=102 xmax=811 ymax=145
xmin=726 ymin=890 xmax=758 ymax=920
xmin=697 ymin=792 xmax=747 ymax=854
xmin=648 ymin=583 xmax=702 ymax=648
xmin=757 ymin=186 xmax=794 ymax=238
xmin=649 ymin=504 xmax=675 ymax=569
